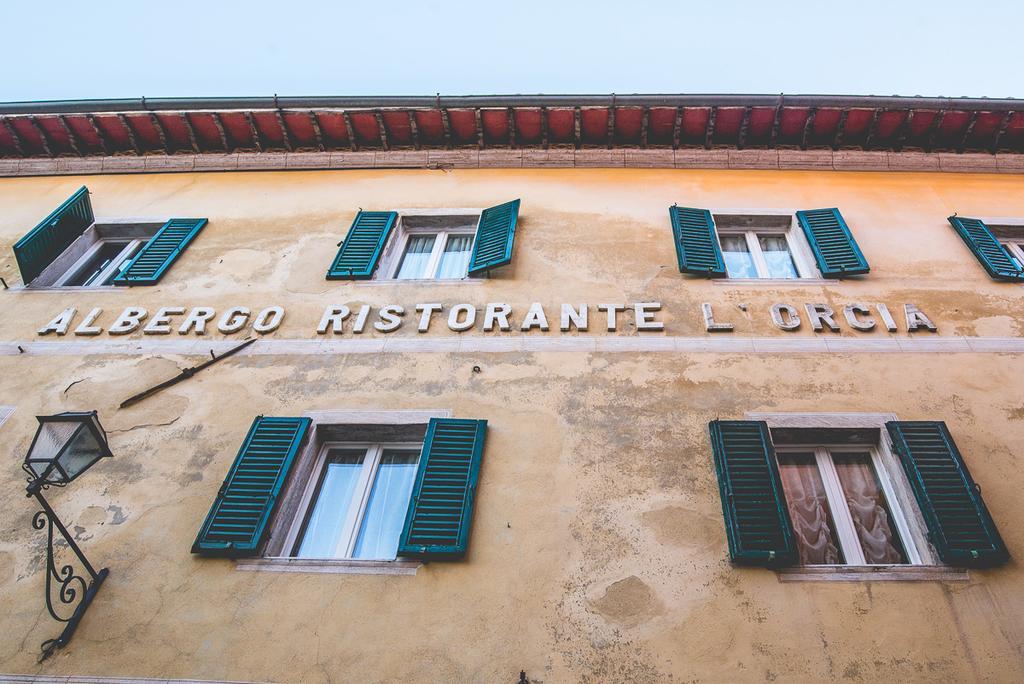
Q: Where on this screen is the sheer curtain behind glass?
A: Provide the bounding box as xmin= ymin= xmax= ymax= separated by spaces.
xmin=833 ymin=453 xmax=907 ymax=564
xmin=352 ymin=450 xmax=420 ymax=559
xmin=296 ymin=451 xmax=364 ymax=558
xmin=396 ymin=235 xmax=436 ymax=279
xmin=758 ymin=234 xmax=799 ymax=279
xmin=721 ymin=235 xmax=757 ymax=278
xmin=436 ymin=234 xmax=474 ymax=279
xmin=777 ymin=453 xmax=844 ymax=564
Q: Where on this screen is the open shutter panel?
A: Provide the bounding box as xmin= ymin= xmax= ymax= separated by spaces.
xmin=796 ymin=208 xmax=870 ymax=277
xmin=192 ymin=416 xmax=311 ymax=557
xmin=467 ymin=199 xmax=520 ymax=275
xmin=398 ymin=418 xmax=487 ymax=559
xmin=112 ymin=218 xmax=207 ymax=286
xmin=326 ymin=210 xmax=398 ymax=279
xmin=709 ymin=420 xmax=798 ymax=566
xmin=669 ymin=206 xmax=726 ymax=277
xmin=13 ymin=186 xmax=94 ymax=284
xmin=885 ymin=421 xmax=1009 ymax=568
xmin=947 ymin=216 xmax=1024 ymax=281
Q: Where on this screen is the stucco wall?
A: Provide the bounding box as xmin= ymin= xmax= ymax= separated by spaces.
xmin=0 ymin=169 xmax=1022 ymax=683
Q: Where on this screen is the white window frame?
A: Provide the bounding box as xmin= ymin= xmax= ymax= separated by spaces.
xmin=712 ymin=212 xmax=820 ymax=280
xmin=376 ymin=209 xmax=483 ymax=282
xmin=390 ymin=227 xmax=477 ymax=280
xmin=774 ymin=443 xmax=923 ymax=567
xmin=52 ymin=237 xmax=145 ymax=288
xmin=1002 ymin=240 xmax=1024 ymax=267
xmin=282 ymin=440 xmax=421 ymax=560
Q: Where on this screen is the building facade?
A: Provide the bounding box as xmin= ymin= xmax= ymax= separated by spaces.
xmin=0 ymin=95 xmax=1023 ymax=683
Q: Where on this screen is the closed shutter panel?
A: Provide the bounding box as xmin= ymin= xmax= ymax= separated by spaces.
xmin=946 ymin=216 xmax=1024 ymax=281
xmin=795 ymin=208 xmax=870 ymax=277
xmin=398 ymin=418 xmax=487 ymax=559
xmin=885 ymin=421 xmax=1009 ymax=567
xmin=112 ymin=218 xmax=208 ymax=286
xmin=192 ymin=416 xmax=311 ymax=557
xmin=326 ymin=210 xmax=398 ymax=279
xmin=709 ymin=420 xmax=798 ymax=566
xmin=14 ymin=186 xmax=94 ymax=284
xmin=669 ymin=206 xmax=726 ymax=277
xmin=467 ymin=199 xmax=520 ymax=275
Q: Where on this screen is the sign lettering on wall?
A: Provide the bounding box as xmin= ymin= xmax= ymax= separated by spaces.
xmin=36 ymin=302 xmax=938 ymax=337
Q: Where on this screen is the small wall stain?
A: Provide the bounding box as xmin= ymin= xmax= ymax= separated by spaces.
xmin=588 ymin=575 xmax=663 ymax=627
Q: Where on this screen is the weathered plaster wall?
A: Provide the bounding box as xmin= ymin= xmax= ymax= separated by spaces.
xmin=0 ymin=169 xmax=1022 ymax=683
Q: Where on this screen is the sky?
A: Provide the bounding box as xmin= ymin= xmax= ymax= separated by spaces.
xmin=4 ymin=0 xmax=1022 ymax=103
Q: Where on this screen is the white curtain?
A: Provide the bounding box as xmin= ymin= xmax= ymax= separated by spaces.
xmin=833 ymin=455 xmax=906 ymax=564
xmin=437 ymin=234 xmax=474 ymax=279
xmin=778 ymin=457 xmax=843 ymax=564
xmin=351 ymin=451 xmax=419 ymax=560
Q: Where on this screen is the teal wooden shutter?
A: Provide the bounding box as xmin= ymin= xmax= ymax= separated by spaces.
xmin=13 ymin=186 xmax=94 ymax=284
xmin=398 ymin=418 xmax=487 ymax=559
xmin=326 ymin=210 xmax=398 ymax=279
xmin=885 ymin=421 xmax=1009 ymax=568
xmin=112 ymin=218 xmax=207 ymax=286
xmin=947 ymin=216 xmax=1024 ymax=281
xmin=669 ymin=206 xmax=726 ymax=277
xmin=468 ymin=199 xmax=520 ymax=275
xmin=192 ymin=416 xmax=311 ymax=557
xmin=709 ymin=420 xmax=798 ymax=566
xmin=795 ymin=208 xmax=870 ymax=277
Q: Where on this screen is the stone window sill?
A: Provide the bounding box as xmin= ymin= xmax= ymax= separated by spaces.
xmin=712 ymin=278 xmax=832 ymax=286
xmin=776 ymin=564 xmax=968 ymax=582
xmin=235 ymin=557 xmax=421 ymax=575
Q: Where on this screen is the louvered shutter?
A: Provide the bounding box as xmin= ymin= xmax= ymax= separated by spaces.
xmin=947 ymin=216 xmax=1024 ymax=281
xmin=112 ymin=218 xmax=207 ymax=286
xmin=795 ymin=208 xmax=869 ymax=277
xmin=885 ymin=421 xmax=1009 ymax=568
xmin=709 ymin=420 xmax=798 ymax=566
xmin=669 ymin=206 xmax=726 ymax=277
xmin=14 ymin=186 xmax=94 ymax=284
xmin=468 ymin=199 xmax=520 ymax=275
xmin=192 ymin=416 xmax=311 ymax=557
xmin=398 ymin=418 xmax=487 ymax=559
xmin=326 ymin=210 xmax=398 ymax=279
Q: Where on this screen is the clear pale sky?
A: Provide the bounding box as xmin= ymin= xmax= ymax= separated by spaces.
xmin=5 ymin=0 xmax=1021 ymax=102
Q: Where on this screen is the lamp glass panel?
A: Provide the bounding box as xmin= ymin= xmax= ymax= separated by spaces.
xmin=58 ymin=425 xmax=106 ymax=480
xmin=26 ymin=421 xmax=79 ymax=479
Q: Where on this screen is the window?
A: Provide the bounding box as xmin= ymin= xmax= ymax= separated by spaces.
xmin=326 ymin=200 xmax=520 ymax=281
xmin=670 ymin=206 xmax=869 ymax=279
xmin=291 ymin=442 xmax=420 ymax=560
xmin=714 ymin=214 xmax=816 ymax=280
xmin=392 ymin=224 xmax=476 ymax=280
xmin=54 ymin=238 xmax=145 ymax=287
xmin=14 ymin=186 xmax=208 ymax=288
xmin=774 ymin=445 xmax=918 ymax=566
xmin=384 ymin=213 xmax=479 ymax=281
xmin=192 ymin=414 xmax=490 ymax=566
xmin=709 ymin=416 xmax=1009 ymax=572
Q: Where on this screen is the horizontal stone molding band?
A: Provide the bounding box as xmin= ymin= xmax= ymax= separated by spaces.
xmin=2 ymin=150 xmax=1024 ymax=178
xmin=3 ymin=335 xmax=1024 ymax=357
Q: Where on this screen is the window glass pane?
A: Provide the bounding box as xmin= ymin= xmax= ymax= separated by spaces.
xmin=758 ymin=234 xmax=799 ymax=279
xmin=436 ymin=234 xmax=474 ymax=279
xmin=1006 ymin=243 xmax=1024 ymax=270
xmin=65 ymin=241 xmax=131 ymax=286
xmin=720 ymin=234 xmax=758 ymax=279
xmin=352 ymin=449 xmax=420 ymax=560
xmin=777 ymin=453 xmax=844 ymax=565
xmin=832 ymin=453 xmax=907 ymax=564
xmin=296 ymin=450 xmax=365 ymax=558
xmin=395 ymin=235 xmax=437 ymax=279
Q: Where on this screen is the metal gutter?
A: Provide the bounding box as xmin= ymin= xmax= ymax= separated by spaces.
xmin=0 ymin=93 xmax=1020 ymax=115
